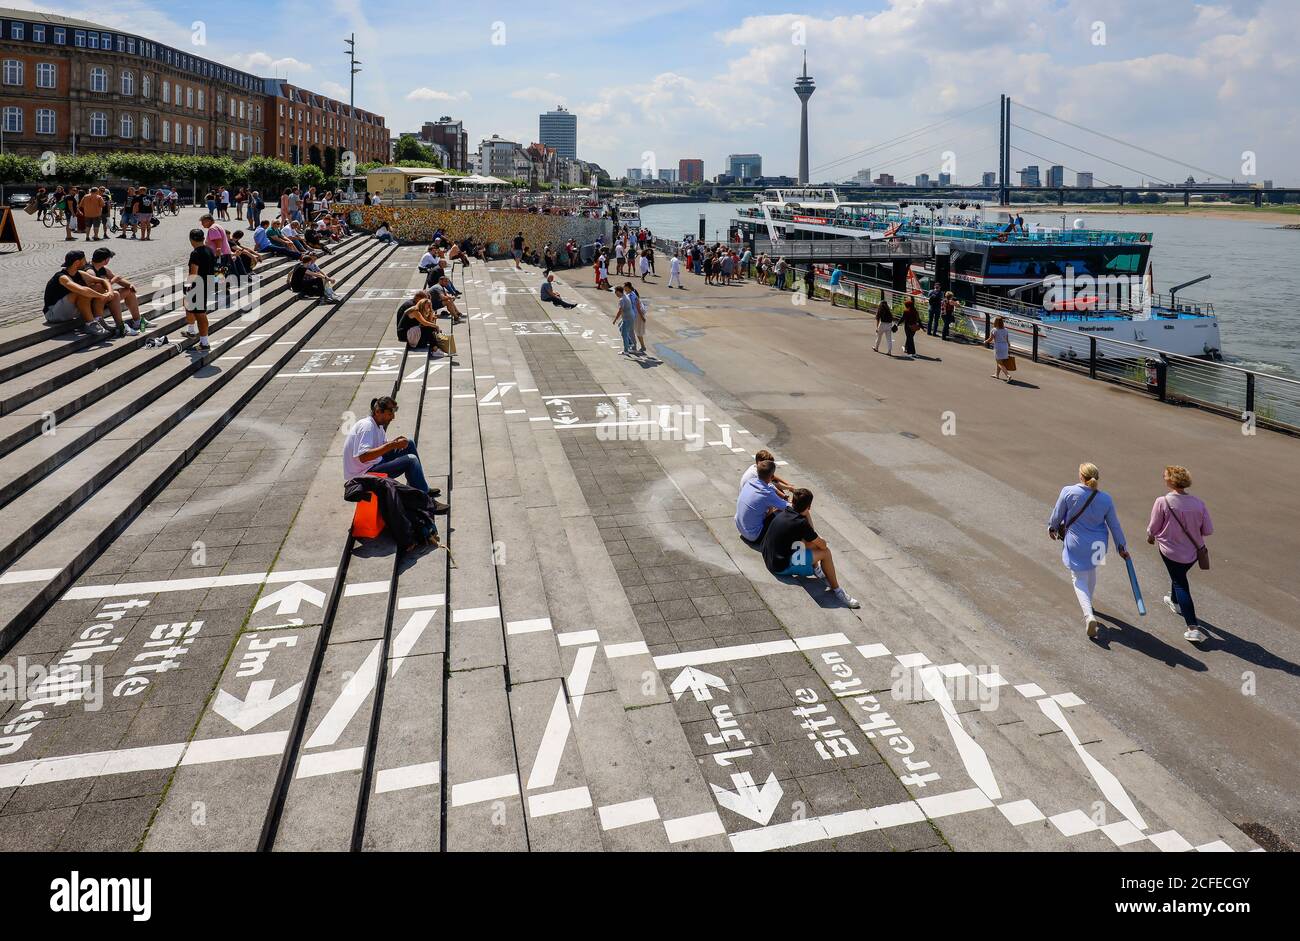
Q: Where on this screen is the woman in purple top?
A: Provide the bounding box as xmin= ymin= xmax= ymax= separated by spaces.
xmin=1146 ymin=465 xmax=1213 ymax=643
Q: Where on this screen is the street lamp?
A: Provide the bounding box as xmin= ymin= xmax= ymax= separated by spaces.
xmin=344 ymin=34 xmax=362 ymax=199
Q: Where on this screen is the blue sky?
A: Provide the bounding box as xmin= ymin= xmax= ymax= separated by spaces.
xmin=10 ymin=0 xmax=1298 ymax=183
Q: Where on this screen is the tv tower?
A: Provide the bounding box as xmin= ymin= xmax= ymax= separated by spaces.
xmin=794 ymin=51 xmax=816 ymax=184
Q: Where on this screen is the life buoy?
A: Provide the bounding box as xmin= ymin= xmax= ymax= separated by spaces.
xmin=884 ymin=222 xmax=901 ymax=238
xmin=996 ymin=233 xmax=1008 ymax=242
xmin=1139 ymin=233 xmax=1149 ymax=242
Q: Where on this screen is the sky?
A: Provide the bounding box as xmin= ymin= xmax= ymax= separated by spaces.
xmin=7 ymin=0 xmax=1298 ymax=184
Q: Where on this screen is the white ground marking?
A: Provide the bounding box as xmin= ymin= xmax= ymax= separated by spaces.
xmin=1015 ymin=683 xmax=1046 ymax=698
xmin=663 ymin=811 xmax=726 ymax=844
xmin=1148 ymin=830 xmax=1194 ymax=852
xmin=1102 ymin=820 xmax=1148 ymax=846
xmin=998 ymin=799 xmax=1045 ymax=826
xmin=556 ymin=629 xmax=600 ymax=646
xmin=856 ymin=643 xmax=891 ymax=659
xmin=652 ymin=633 xmax=851 ymax=669
xmin=1038 ymin=696 xmax=1148 ymax=831
xmin=451 ymin=773 xmax=520 ymax=807
xmin=0 ymin=568 xmax=61 ymax=585
xmin=528 ymin=786 xmax=593 ymax=818
xmin=376 ymin=761 xmax=441 ymax=794
xmin=345 ymin=581 xmax=391 ymax=597
xmin=389 ymin=608 xmax=438 ymax=675
xmin=602 ymin=641 xmax=649 ymax=659
xmin=598 ymin=797 xmax=661 ymax=831
xmin=525 ymin=687 xmax=571 ymax=791
xmin=297 ymin=747 xmax=365 ymax=779
xmin=917 ymin=665 xmax=1001 ymax=801
xmin=506 ymin=617 xmax=553 ymax=635
xmin=62 ymin=566 xmax=338 ymax=600
xmin=397 ymin=593 xmax=446 ymax=609
xmin=304 ymin=642 xmax=382 ymax=750
xmin=451 ymin=606 xmax=500 ymax=623
xmin=1050 ymin=809 xmax=1100 ymax=837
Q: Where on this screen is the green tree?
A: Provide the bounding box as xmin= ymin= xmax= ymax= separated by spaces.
xmin=295 ymin=163 xmax=326 ymax=190
xmin=393 ymin=136 xmax=441 ymax=167
xmin=0 ymin=153 xmax=38 ymax=184
xmin=242 ymin=156 xmax=298 ymax=195
xmin=47 ymin=154 xmax=105 ymax=184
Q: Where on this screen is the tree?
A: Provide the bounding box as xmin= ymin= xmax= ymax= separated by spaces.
xmin=242 ymin=156 xmax=298 ymax=195
xmin=47 ymin=154 xmax=105 ymax=184
xmin=323 ymin=147 xmax=338 ymax=177
xmin=393 ymin=136 xmax=441 ymax=167
xmin=0 ymin=153 xmax=38 ymax=184
xmin=295 ymin=163 xmax=326 ymax=190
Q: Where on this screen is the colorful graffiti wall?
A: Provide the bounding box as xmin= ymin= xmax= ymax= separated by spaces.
xmin=352 ymin=206 xmax=608 ymax=255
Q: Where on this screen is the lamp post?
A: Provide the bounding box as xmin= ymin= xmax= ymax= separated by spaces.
xmin=344 ymin=34 xmax=362 ymax=200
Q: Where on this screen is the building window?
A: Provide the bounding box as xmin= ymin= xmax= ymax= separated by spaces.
xmin=120 ymin=113 xmax=134 ymax=138
xmin=162 ymin=121 xmax=170 ymax=143
xmin=141 ymin=115 xmax=150 ymax=139
xmin=54 ymin=27 xmax=65 ymax=44
xmin=33 ymin=24 xmax=44 ymax=42
xmin=216 ymin=94 xmax=223 ymax=113
xmin=162 ymin=80 xmax=170 ymax=103
xmin=89 ymin=67 xmax=107 ymax=92
xmin=239 ymin=100 xmax=246 ymax=120
xmin=216 ymin=128 xmax=223 ymax=147
xmin=89 ymin=112 xmax=108 ymax=137
xmin=186 ymin=86 xmax=193 ymax=108
xmin=141 ymin=73 xmax=150 ymax=97
xmin=36 ymin=108 xmax=55 ymax=134
xmin=197 ymin=126 xmax=204 ymax=147
xmin=2 ymin=59 xmax=22 ymax=86
xmin=127 ymin=38 xmax=135 ymax=54
xmin=11 ymin=23 xmax=23 ymax=41
xmin=173 ymin=121 xmax=180 ymax=143
xmin=186 ymin=124 xmax=193 ymax=146
xmin=197 ymin=89 xmax=204 ymax=109
xmin=101 ymin=33 xmax=111 ymax=49
xmin=121 ymin=70 xmax=134 ymax=95
xmin=2 ymin=107 xmax=21 ymax=134
xmin=278 ymin=103 xmax=284 ymax=117
xmin=88 ymin=32 xmax=98 ymax=49
xmin=36 ymin=62 xmax=55 ymax=88
xmin=74 ymin=30 xmax=85 ymax=47
xmin=116 ymin=36 xmax=125 ymax=52
xmin=255 ymin=139 xmax=261 ymax=154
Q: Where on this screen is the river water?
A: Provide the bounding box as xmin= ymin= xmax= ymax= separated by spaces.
xmin=638 ymin=202 xmax=1299 ymax=378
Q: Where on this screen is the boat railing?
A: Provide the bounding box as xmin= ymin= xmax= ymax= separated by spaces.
xmin=770 ymin=263 xmax=1299 ymax=435
xmin=754 ymin=237 xmax=934 ymax=259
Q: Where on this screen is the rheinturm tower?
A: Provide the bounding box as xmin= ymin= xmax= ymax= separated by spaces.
xmin=794 ymin=51 xmax=816 ymax=184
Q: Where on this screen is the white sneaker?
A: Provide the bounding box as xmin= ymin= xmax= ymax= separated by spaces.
xmin=814 ymin=562 xmax=825 ymax=581
xmin=1085 ymin=616 xmax=1100 ymax=638
xmin=185 ymin=323 xmax=199 ymax=336
xmin=1163 ymin=595 xmax=1182 ymax=616
xmin=831 ymin=587 xmax=861 ymax=609
xmin=124 ymin=323 xmax=140 ymax=336
xmin=1184 ymin=627 xmax=1207 ymax=643
xmin=198 ymin=337 xmax=210 ymax=350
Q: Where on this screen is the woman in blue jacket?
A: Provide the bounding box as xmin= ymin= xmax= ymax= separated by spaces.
xmin=1048 ymin=462 xmax=1129 ymax=638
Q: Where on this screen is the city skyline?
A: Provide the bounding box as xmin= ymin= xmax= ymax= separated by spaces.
xmin=0 ymin=0 xmax=1294 ymax=186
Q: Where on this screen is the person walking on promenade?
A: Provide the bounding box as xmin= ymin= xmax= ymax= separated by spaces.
xmin=941 ymin=291 xmax=958 ymax=340
xmin=987 ymin=316 xmax=1013 ymax=380
xmin=639 ymin=248 xmax=652 ymax=283
xmin=624 ymin=282 xmax=648 ymax=353
xmin=873 ymin=299 xmax=895 ymax=355
xmin=512 ymin=231 xmax=525 ymax=270
xmin=775 ymin=256 xmax=788 ymax=291
xmin=1048 ymin=462 xmax=1129 ymax=639
xmin=1146 ymin=465 xmax=1213 ymax=643
xmin=612 ymin=285 xmax=639 ymax=356
xmin=668 ymin=252 xmax=684 ymax=289
xmin=901 ymin=298 xmax=921 ymax=357
xmin=926 ymin=284 xmax=943 ymax=336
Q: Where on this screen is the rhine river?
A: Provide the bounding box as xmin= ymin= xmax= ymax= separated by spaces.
xmin=639 ymin=202 xmax=1299 ymax=378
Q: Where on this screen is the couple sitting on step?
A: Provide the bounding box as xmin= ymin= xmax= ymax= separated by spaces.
xmin=735 ymin=450 xmax=861 ymax=608
xmin=395 ymin=288 xmax=461 ymax=355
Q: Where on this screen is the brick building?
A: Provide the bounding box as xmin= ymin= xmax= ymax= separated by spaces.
xmin=0 ymin=7 xmax=386 ymax=168
xmin=263 ymin=79 xmax=387 ymax=168
xmin=418 ymin=116 xmax=468 ymax=171
xmin=678 ymin=158 xmax=704 ymax=183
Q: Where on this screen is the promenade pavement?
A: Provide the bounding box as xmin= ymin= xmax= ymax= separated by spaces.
xmin=0 ymin=245 xmax=1272 ymax=852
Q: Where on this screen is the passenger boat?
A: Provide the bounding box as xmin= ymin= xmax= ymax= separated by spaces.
xmin=733 ymin=189 xmax=1222 ymax=358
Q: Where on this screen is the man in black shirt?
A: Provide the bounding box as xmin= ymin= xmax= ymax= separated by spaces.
xmin=761 ymin=488 xmax=860 ymax=608
xmin=185 ymin=228 xmax=215 ymax=351
xmin=43 ymin=250 xmax=111 ymax=336
xmin=512 ymin=232 xmax=525 ymax=270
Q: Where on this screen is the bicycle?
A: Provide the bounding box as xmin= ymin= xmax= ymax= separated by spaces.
xmin=42 ymin=206 xmax=66 ymax=229
xmin=160 ymin=200 xmax=181 ymax=217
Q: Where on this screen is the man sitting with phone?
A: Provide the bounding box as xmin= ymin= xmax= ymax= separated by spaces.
xmin=343 ymin=396 xmax=433 ymax=495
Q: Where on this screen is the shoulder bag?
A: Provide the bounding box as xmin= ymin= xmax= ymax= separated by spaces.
xmin=1051 ymin=488 xmax=1098 ymax=541
xmin=1165 ymin=495 xmax=1210 ymax=569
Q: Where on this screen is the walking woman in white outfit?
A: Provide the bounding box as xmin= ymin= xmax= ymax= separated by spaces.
xmin=1048 ymin=463 xmax=1130 ymax=638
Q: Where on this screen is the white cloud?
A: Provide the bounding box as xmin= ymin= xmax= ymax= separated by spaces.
xmin=227 ymin=51 xmax=313 ymax=75
xmin=509 ymin=87 xmax=562 ymax=104
xmin=406 ymin=87 xmax=471 ymax=102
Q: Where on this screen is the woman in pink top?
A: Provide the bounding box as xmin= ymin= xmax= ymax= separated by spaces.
xmin=1146 ymin=465 xmax=1213 ymax=643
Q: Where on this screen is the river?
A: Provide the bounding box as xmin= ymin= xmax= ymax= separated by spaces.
xmin=638 ymin=202 xmax=1299 ymax=378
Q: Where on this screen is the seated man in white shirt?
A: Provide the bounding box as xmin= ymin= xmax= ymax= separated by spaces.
xmin=342 ymin=396 xmax=433 ymax=495
xmin=739 ymin=449 xmax=793 ymax=499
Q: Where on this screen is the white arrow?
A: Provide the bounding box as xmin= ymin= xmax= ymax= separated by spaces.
xmin=213 ymin=680 xmax=302 ymax=732
xmin=712 ymin=772 xmax=783 ymax=826
xmin=545 ymin=398 xmax=571 ymax=406
xmin=582 ymin=329 xmax=595 ymax=339
xmin=670 ymin=666 xmax=728 ymax=702
xmin=554 ymin=416 xmax=580 ymax=426
xmin=253 ymin=582 xmax=325 ymax=616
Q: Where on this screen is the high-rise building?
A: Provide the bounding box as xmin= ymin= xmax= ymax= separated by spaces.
xmin=937 ymin=172 xmax=952 ymax=186
xmin=538 ymin=105 xmax=576 ymax=160
xmin=1046 ymin=165 xmax=1065 ymax=187
xmin=793 ymin=51 xmax=815 ymax=184
xmin=1076 ymin=171 xmax=1094 ymax=188
xmin=626 ymin=168 xmax=643 ymax=182
xmin=678 ymin=158 xmax=704 ymax=183
xmin=657 ymin=168 xmax=677 ymax=183
xmin=874 ymin=173 xmax=895 ymax=185
xmin=915 ymin=173 xmax=930 ymax=188
xmin=982 ymin=171 xmax=997 ymax=187
xmin=728 ymin=153 xmax=762 ymax=180
xmin=420 ymin=116 xmax=469 ymax=170
xmin=853 ymin=168 xmax=872 ymax=184
xmin=1019 ymin=165 xmax=1041 ymax=187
